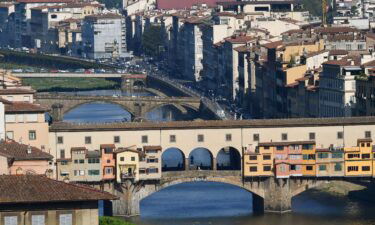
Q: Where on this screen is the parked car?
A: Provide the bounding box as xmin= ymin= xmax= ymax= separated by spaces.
xmin=50 ymin=69 xmax=58 ymax=73
xmin=12 ymin=69 xmax=23 ymax=73
xmin=75 ymin=68 xmax=85 ymax=73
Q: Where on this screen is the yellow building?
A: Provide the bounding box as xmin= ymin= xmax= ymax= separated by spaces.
xmin=115 ymin=147 xmax=142 ymax=182
xmin=302 ymin=143 xmax=316 ymax=176
xmin=243 ymin=144 xmax=273 ymax=177
xmin=345 ymin=139 xmax=373 ymax=177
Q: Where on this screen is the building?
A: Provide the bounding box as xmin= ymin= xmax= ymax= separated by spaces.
xmin=0 ymin=88 xmax=35 ymax=103
xmin=0 ymin=140 xmax=53 ymax=175
xmin=100 ymin=144 xmax=116 ymax=180
xmin=5 ymin=101 xmax=49 ymax=150
xmin=81 ymin=13 xmax=127 ymax=59
xmin=0 ymin=175 xmax=116 ymax=225
xmin=301 ymin=141 xmax=316 ymax=176
xmin=344 ymin=138 xmax=373 ymax=177
xmin=115 ymin=147 xmax=141 ymax=182
xmin=56 ymin=147 xmax=102 ymax=182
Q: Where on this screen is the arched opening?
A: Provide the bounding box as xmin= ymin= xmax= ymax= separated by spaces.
xmin=140 ymin=182 xmax=253 ymax=219
xmin=216 ymin=147 xmax=242 ymax=170
xmin=162 ymin=148 xmax=185 ymax=171
xmin=133 ymin=80 xmax=146 ymax=89
xmin=188 ymin=148 xmax=213 ymax=170
xmin=63 ymin=102 xmax=133 ymax=123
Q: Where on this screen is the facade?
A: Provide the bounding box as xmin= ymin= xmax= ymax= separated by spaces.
xmin=0 ymin=175 xmax=116 ymax=225
xmin=100 ymin=144 xmax=116 ymax=180
xmin=56 ymin=147 xmax=102 ymax=182
xmin=115 ymin=147 xmax=141 ymax=182
xmin=82 ymin=13 xmax=127 ymax=59
xmin=0 ymin=140 xmax=53 ymax=176
xmin=5 ymin=101 xmax=49 ymax=150
xmin=344 ymin=138 xmax=373 ymax=177
xmin=0 ymin=88 xmax=35 ymax=103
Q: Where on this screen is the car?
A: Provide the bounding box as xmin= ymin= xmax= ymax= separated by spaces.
xmin=75 ymin=68 xmax=85 ymax=73
xmin=50 ymin=69 xmax=58 ymax=73
xmin=25 ymin=68 xmax=35 ymax=73
xmin=12 ymin=69 xmax=23 ymax=73
xmin=40 ymin=68 xmax=48 ymax=73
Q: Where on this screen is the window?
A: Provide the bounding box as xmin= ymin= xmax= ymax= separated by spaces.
xmin=306 ymin=166 xmax=313 ymax=171
xmin=147 ymin=158 xmax=159 ymax=163
xmin=59 ymin=213 xmax=72 ymax=225
xmin=23 ymin=96 xmax=30 ymax=102
xmin=79 ymin=159 xmax=84 ymax=164
xmin=253 ymin=133 xmax=259 ymax=141
xmin=88 ymin=170 xmax=100 ymax=175
xmin=198 ymin=134 xmax=204 ymax=142
xmin=139 ymin=168 xmax=146 ymax=174
xmin=105 ymin=167 xmax=113 ymax=174
xmin=32 ymin=215 xmax=45 ymax=225
xmin=263 ymin=165 xmax=271 ymax=171
xmin=348 ymin=154 xmax=360 ymax=159
xmin=332 ymin=152 xmax=343 ymax=158
xmin=120 ymin=157 xmax=124 ymax=161
xmin=309 ymin=132 xmax=315 ymax=140
xmin=249 ymin=155 xmax=257 ymax=160
xmin=362 ymin=154 xmax=371 ymax=159
xmin=88 ymin=158 xmax=100 ymax=164
xmin=281 ymin=133 xmax=288 ymax=141
xmin=334 ymin=163 xmax=342 ymax=171
xmin=337 ymin=132 xmax=343 ymax=139
xmin=169 ymin=135 xmax=176 ymax=143
xmin=319 ymin=165 xmax=327 ymax=171
xmin=317 ymin=152 xmax=329 ymax=159
xmin=26 ymin=114 xmax=37 ymax=122
xmin=365 ymin=131 xmax=371 ymax=138
xmin=85 ymin=136 xmax=91 ymax=144
xmin=263 ymin=155 xmax=271 ymax=160
xmin=226 ymin=134 xmax=232 ymax=141
xmin=51 ymin=14 xmax=57 ymax=19
xmin=348 ymin=166 xmax=359 ymax=172
xmin=6 ymin=131 xmax=13 ymax=140
xmin=114 ymin=136 xmax=120 ymax=143
xmin=29 ymin=130 xmax=36 ymax=140
xmin=5 ymin=115 xmax=15 ymax=123
xmin=142 ymin=135 xmax=148 ymax=143
xmin=74 ymin=160 xmax=78 ymax=164
xmin=148 ymin=168 xmax=159 ymax=173
xmin=131 ymin=157 xmax=135 ymax=161
xmin=104 ymin=148 xmax=113 ymax=154
xmin=362 ymin=166 xmax=371 ymax=171
xmin=4 ymin=216 xmax=18 ymax=225
xmin=60 ymin=149 xmax=65 ymax=158
xmin=302 ymin=144 xmax=314 ymax=150
xmin=57 ymin=136 xmax=63 ymax=144
xmin=276 ymin=146 xmax=284 ymax=151
xmin=249 ymin=166 xmax=257 ymax=172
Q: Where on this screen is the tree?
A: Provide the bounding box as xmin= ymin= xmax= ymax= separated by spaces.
xmin=351 ymin=6 xmax=358 ymax=15
xmin=97 ymin=0 xmax=122 ymax=9
xmin=142 ymin=25 xmax=165 ymax=58
xmin=99 ymin=216 xmax=134 ymax=225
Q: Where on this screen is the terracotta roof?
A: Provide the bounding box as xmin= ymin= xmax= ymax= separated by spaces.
xmin=225 ymin=35 xmax=256 ymax=44
xmin=363 ymin=60 xmax=375 ymax=67
xmin=16 ymin=0 xmax=73 ymax=3
xmin=218 ymin=1 xmax=298 ymax=6
xmin=157 ymin=0 xmax=235 ymax=9
xmin=85 ymin=13 xmax=122 ymax=20
xmin=323 ymin=60 xmax=351 ymax=66
xmin=0 ymin=175 xmax=117 ymax=204
xmin=0 ymin=140 xmax=52 ymax=161
xmin=329 ymin=50 xmax=348 ymax=56
xmin=71 ymin=147 xmax=87 ymax=151
xmin=184 ymin=16 xmax=209 ymax=24
xmin=115 ymin=147 xmax=142 ymax=155
xmin=262 ymin=40 xmax=283 ymax=49
xmin=234 ymin=45 xmax=255 ymax=53
xmin=143 ymin=146 xmax=162 ymax=151
xmin=258 ymin=141 xmax=316 ymax=147
xmin=315 ymin=26 xmax=358 ymax=34
xmin=357 ymin=138 xmax=372 ymax=143
xmin=5 ymin=102 xmax=47 ymax=113
xmin=100 ymin=144 xmax=115 ymax=149
xmin=281 ymin=29 xmax=305 ymax=35
xmin=0 ymin=88 xmax=35 ymax=95
xmin=366 ymin=32 xmax=375 ymax=40
xmin=306 ymin=50 xmax=328 ymax=58
xmin=49 ymin=117 xmax=375 ymax=132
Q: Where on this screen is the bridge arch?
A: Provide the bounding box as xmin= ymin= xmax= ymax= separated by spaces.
xmin=62 ymin=101 xmax=136 ymax=120
xmin=161 ymin=147 xmax=186 ymax=171
xmin=144 ymin=103 xmax=199 ymax=117
xmin=216 ymin=146 xmax=242 ymax=170
xmin=188 ymin=147 xmax=214 ymax=170
xmin=133 ymin=80 xmax=146 ymax=88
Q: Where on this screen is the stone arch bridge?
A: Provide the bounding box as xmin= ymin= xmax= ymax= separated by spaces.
xmin=35 ymin=93 xmax=201 ymax=121
xmin=97 ymin=170 xmax=337 ymax=216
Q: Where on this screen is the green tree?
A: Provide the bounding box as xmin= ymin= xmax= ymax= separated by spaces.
xmin=142 ymin=25 xmax=165 ymax=58
xmin=99 ymin=216 xmax=134 ymax=225
xmin=97 ymin=0 xmax=122 ymax=9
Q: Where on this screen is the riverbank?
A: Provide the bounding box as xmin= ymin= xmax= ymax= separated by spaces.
xmin=22 ymin=77 xmax=120 ymax=92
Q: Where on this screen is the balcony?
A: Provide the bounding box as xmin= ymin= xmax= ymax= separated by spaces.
xmin=120 ymin=172 xmax=136 ymax=182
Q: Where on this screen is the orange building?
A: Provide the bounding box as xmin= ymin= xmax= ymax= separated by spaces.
xmin=100 ymin=144 xmax=116 ymax=180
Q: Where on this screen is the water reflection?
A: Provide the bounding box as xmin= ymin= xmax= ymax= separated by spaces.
xmin=63 ymin=102 xmax=132 ymax=123
xmin=59 ymin=89 xmax=154 ymax=97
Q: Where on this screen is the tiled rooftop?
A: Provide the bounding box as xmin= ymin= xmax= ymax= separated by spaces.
xmin=0 ymin=140 xmax=52 ymax=161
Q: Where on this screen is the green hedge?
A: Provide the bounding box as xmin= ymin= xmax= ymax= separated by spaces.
xmin=99 ymin=216 xmax=135 ymax=225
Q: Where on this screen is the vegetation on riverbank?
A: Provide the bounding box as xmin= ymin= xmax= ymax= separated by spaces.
xmin=99 ymin=216 xmax=134 ymax=225
xmin=22 ymin=77 xmax=120 ymax=92
xmin=0 ymin=62 xmax=38 ymax=70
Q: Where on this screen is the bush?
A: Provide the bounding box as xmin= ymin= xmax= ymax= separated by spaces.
xmin=99 ymin=216 xmax=134 ymax=225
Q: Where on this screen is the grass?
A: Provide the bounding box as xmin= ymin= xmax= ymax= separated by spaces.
xmin=21 ymin=77 xmax=120 ymax=92
xmin=99 ymin=216 xmax=135 ymax=225
xmin=0 ymin=62 xmax=38 ymax=70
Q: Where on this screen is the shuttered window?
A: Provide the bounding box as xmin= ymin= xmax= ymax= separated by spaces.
xmin=59 ymin=214 xmax=72 ymax=225
xmin=32 ymin=215 xmax=45 ymax=225
xmin=4 ymin=216 xmax=17 ymax=225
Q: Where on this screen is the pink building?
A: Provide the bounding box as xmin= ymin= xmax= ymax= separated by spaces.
xmin=100 ymin=144 xmax=116 ymax=180
xmin=0 ymin=140 xmax=53 ymax=176
xmin=272 ymin=141 xmax=306 ymax=178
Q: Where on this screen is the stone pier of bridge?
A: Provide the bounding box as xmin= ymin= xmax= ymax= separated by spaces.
xmin=98 ymin=171 xmax=326 ymax=216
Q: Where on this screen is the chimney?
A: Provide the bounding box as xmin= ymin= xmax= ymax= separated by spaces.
xmin=27 ymin=145 xmax=32 ymax=154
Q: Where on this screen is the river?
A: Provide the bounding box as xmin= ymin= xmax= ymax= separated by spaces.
xmin=62 ymin=90 xmax=375 ymax=225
